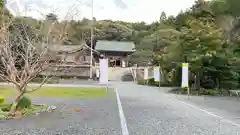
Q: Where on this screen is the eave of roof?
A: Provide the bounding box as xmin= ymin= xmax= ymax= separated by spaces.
xmin=95 ymin=40 xmax=136 ymax=52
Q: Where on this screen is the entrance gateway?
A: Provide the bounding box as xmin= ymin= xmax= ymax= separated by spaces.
xmin=94 ymin=40 xmax=136 ymax=68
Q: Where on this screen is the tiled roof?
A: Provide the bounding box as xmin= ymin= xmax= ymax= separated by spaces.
xmin=49 ymin=44 xmax=85 ymax=53
xmin=95 ymin=40 xmax=135 ymax=52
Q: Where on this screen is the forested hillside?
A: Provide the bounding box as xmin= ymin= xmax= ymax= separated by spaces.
xmin=1 ymin=0 xmax=240 ymax=90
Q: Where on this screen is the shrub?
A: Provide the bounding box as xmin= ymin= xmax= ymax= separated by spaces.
xmin=201 ymin=78 xmax=216 ymax=89
xmin=148 ymin=78 xmax=159 ymax=86
xmin=137 ymin=80 xmax=146 ymax=85
xmin=137 ymin=78 xmax=174 ymax=87
xmin=17 ymin=96 xmax=32 ymax=109
xmin=148 ymin=78 xmax=174 ymax=87
xmin=160 ymin=82 xmax=173 ymax=87
xmin=200 ymin=89 xmax=219 ymax=96
xmin=170 ymin=87 xmax=187 ymax=94
xmin=0 ymin=97 xmax=4 ymax=104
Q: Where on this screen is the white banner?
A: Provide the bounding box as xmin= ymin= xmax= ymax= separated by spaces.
xmin=96 ymin=68 xmax=100 ymax=78
xmin=99 ymin=59 xmax=108 ymax=84
xmin=181 ymin=63 xmax=189 ymax=88
xmin=144 ymin=68 xmax=148 ymax=80
xmin=154 ymin=67 xmax=160 ymax=81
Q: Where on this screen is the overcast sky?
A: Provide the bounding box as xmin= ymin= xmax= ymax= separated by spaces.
xmin=6 ymin=0 xmax=196 ymax=23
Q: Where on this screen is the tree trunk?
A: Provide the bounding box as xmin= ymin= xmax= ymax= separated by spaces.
xmin=9 ymin=91 xmax=24 ymax=115
xmin=196 ymin=71 xmax=201 ymax=95
xmin=9 ymin=84 xmax=26 ymax=115
xmin=194 ymin=75 xmax=197 ymax=90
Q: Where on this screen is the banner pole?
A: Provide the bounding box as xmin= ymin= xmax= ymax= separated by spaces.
xmin=159 ymin=66 xmax=160 ymax=88
xmin=106 ymin=83 xmax=108 ymax=93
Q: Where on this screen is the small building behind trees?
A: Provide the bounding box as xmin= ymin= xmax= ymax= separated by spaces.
xmin=40 ymin=42 xmax=98 ymax=78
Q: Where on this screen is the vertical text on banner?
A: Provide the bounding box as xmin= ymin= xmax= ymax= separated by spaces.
xmin=181 ymin=63 xmax=189 ymax=88
xmin=154 ymin=66 xmax=160 ymax=82
xmin=144 ymin=68 xmax=148 ymax=80
xmin=99 ymin=59 xmax=108 ymax=84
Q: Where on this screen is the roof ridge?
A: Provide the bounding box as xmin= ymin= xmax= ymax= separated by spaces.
xmin=97 ymin=40 xmax=135 ymax=43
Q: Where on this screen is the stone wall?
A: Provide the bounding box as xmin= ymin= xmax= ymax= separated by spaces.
xmin=40 ymin=65 xmax=93 ymax=77
xmin=131 ymin=67 xmax=154 ymax=81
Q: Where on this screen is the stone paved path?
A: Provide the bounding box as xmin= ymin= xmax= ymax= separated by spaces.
xmin=115 ymin=82 xmax=240 ymax=135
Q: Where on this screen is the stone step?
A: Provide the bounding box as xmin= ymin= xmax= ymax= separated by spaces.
xmin=108 ymin=68 xmax=132 ymax=81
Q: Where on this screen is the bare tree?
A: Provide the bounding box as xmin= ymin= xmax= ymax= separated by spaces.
xmin=0 ymin=3 xmax=80 ymax=115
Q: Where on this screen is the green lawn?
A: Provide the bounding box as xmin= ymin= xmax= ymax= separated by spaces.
xmin=0 ymin=87 xmax=108 ymax=98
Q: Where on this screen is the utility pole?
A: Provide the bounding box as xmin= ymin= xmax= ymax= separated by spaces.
xmin=89 ymin=0 xmax=93 ymax=79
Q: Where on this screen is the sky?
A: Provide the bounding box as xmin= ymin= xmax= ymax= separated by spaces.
xmin=6 ymin=0 xmax=196 ymax=24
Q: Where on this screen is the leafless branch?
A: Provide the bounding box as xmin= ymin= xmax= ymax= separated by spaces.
xmin=0 ymin=3 xmax=82 ymax=93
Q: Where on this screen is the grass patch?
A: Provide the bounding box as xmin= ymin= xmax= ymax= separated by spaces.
xmin=0 ymin=87 xmax=107 ymax=98
xmin=31 ymin=87 xmax=107 ymax=98
xmin=0 ymin=88 xmax=17 ymax=98
xmin=23 ymin=105 xmax=48 ymax=116
xmin=0 ymin=103 xmax=11 ymax=112
xmin=169 ymin=87 xmax=220 ymax=96
xmin=0 ymin=103 xmax=48 ymax=118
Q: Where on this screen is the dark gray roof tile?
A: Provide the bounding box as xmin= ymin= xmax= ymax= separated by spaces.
xmin=95 ymin=40 xmax=135 ymax=52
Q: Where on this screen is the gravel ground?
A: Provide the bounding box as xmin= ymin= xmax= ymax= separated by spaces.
xmin=115 ymin=82 xmax=240 ymax=135
xmin=173 ymin=94 xmax=240 ymax=126
xmin=0 ymin=94 xmax=121 ymax=135
xmin=2 ymin=82 xmax=240 ymax=135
